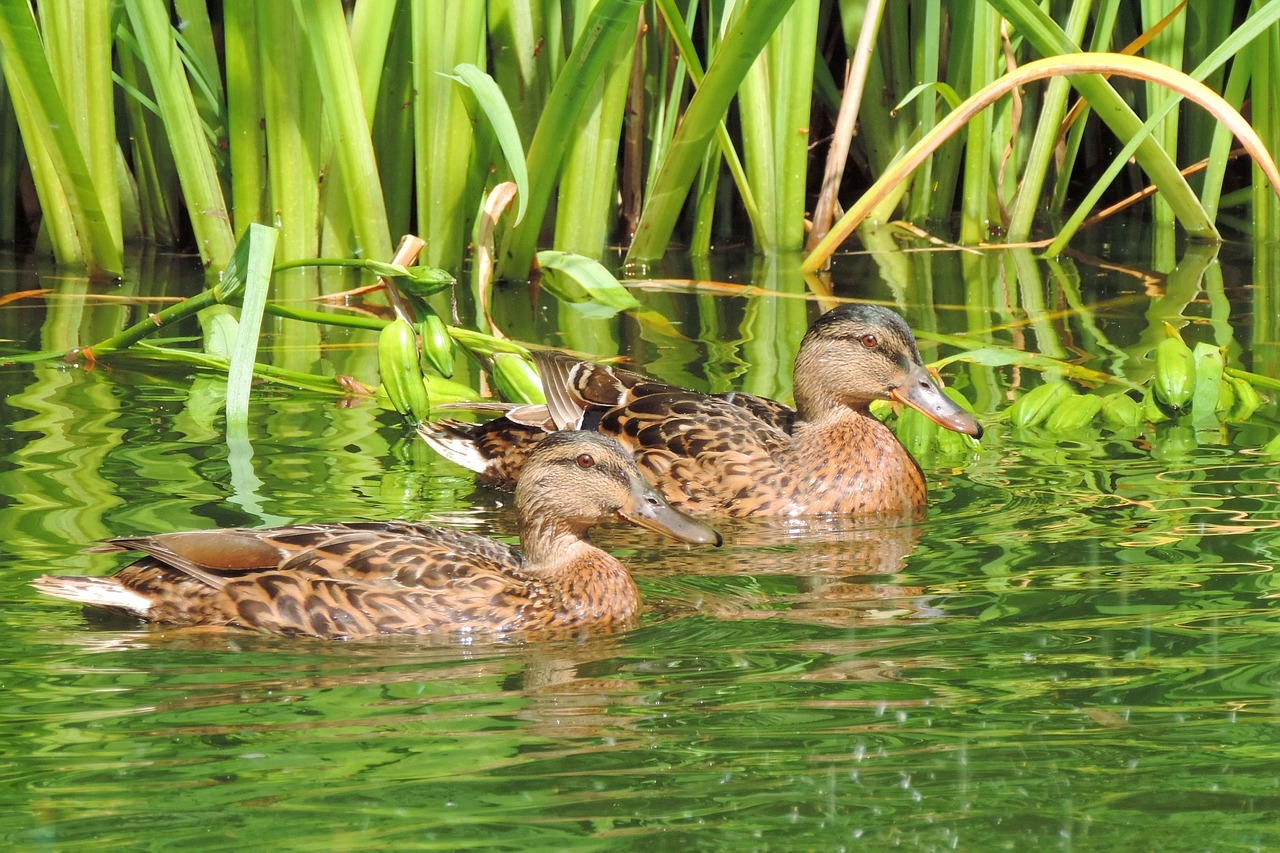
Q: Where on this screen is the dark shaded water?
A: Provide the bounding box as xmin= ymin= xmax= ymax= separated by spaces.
xmin=2 ymin=238 xmax=1279 ymax=850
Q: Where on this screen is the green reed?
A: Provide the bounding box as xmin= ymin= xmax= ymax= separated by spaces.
xmin=0 ymin=1 xmax=1277 ymax=276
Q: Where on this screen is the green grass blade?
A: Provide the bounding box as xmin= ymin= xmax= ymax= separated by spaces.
xmin=626 ymin=0 xmax=798 ymax=263
xmin=292 ymin=0 xmax=392 ymax=263
xmin=552 ymin=7 xmax=637 ymax=257
xmin=448 ymin=63 xmax=530 ymax=224
xmin=958 ymin=0 xmax=997 ymax=244
xmin=224 ymin=0 xmax=266 ymax=236
xmin=986 ymin=0 xmax=1215 ymax=240
xmin=0 ymin=1 xmax=121 ymax=274
xmin=805 ymin=54 xmax=1278 ymax=271
xmin=1048 ymin=1 xmax=1280 ymax=251
xmin=498 ymin=0 xmax=643 ymax=279
xmin=224 ymin=223 xmax=280 ymax=431
xmin=1007 ymin=0 xmax=1093 ymax=240
xmin=257 ymin=0 xmax=320 ymax=261
xmin=372 ymin=5 xmax=414 ymax=237
xmin=765 ymin=0 xmax=819 ymax=251
xmin=123 ymin=0 xmax=234 ymax=269
xmin=1201 ymin=48 xmax=1253 ymax=219
xmin=488 ymin=0 xmax=560 ymax=146
xmin=0 ymin=74 xmax=19 ymax=242
xmin=1140 ymin=0 xmax=1186 ymax=229
xmin=652 ymin=0 xmax=761 ymax=238
xmin=413 ymin=1 xmax=486 ymax=273
xmin=172 ymin=0 xmax=226 ymax=147
xmin=349 ymin=0 xmax=397 ymax=126
xmin=41 ymin=0 xmax=123 ymax=252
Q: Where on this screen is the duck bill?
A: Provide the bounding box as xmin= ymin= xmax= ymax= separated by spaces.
xmin=619 ymin=479 xmax=723 ymax=547
xmin=891 ymin=365 xmax=984 ymax=438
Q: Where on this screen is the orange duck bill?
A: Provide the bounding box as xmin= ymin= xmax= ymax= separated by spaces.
xmin=618 ymin=474 xmax=723 ymax=547
xmin=890 ymin=364 xmax=984 ymax=439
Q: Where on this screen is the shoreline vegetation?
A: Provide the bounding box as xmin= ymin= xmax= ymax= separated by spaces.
xmin=1 ymin=1 xmax=1278 ymax=450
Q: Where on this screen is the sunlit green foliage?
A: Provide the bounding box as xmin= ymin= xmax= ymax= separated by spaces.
xmin=0 ymin=1 xmax=1276 ymax=277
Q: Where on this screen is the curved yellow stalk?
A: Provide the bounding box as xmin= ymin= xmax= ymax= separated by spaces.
xmin=803 ymin=52 xmax=1280 ymax=272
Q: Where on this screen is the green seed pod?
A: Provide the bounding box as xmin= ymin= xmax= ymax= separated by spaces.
xmin=1009 ymin=381 xmax=1071 ymax=429
xmin=1215 ymin=379 xmax=1235 ymax=415
xmin=1190 ymin=342 xmax=1225 ymax=430
xmin=424 ymin=375 xmax=483 ymax=406
xmin=1153 ymin=335 xmax=1196 ymax=411
xmin=378 ymin=318 xmax=431 ymax=424
xmin=1228 ymin=374 xmax=1261 ymax=421
xmin=1141 ymin=389 xmax=1170 ymax=424
xmin=491 ymin=352 xmax=546 ymax=405
xmin=1101 ymin=392 xmax=1143 ymax=428
xmin=1043 ymin=392 xmax=1103 ymax=432
xmin=417 ymin=311 xmax=455 ymax=378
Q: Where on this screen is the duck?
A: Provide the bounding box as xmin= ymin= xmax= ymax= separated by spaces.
xmin=32 ymin=432 xmax=721 ymax=639
xmin=419 ymin=303 xmax=983 ymax=518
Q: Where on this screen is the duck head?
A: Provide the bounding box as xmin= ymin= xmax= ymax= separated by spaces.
xmin=792 ymin=304 xmax=983 ymax=438
xmin=516 ymin=431 xmax=723 ymax=546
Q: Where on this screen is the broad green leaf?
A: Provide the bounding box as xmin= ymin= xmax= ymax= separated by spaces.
xmin=224 ymin=223 xmax=279 ymax=430
xmin=537 ymin=250 xmax=640 ymax=316
xmin=447 ymin=63 xmax=529 ymax=224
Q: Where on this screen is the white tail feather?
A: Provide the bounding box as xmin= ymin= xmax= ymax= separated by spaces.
xmin=416 ymin=425 xmax=490 ymax=474
xmin=32 ymin=575 xmax=153 ymax=616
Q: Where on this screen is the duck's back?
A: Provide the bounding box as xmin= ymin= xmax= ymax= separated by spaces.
xmin=44 ymin=522 xmax=558 ymax=639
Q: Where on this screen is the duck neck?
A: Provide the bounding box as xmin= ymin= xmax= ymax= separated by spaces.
xmin=517 ymin=514 xmax=600 ymax=576
xmin=784 ymin=407 xmax=927 ymax=515
xmin=792 ymin=347 xmax=870 ymax=424
xmin=516 ymin=514 xmax=639 ymax=622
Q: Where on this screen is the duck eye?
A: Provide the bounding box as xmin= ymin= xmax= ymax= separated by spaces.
xmin=576 ymin=454 xmax=595 ymax=469
xmin=860 ymin=334 xmax=878 ymax=348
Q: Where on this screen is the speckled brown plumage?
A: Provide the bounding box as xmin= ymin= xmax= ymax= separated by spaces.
xmin=419 ymin=304 xmax=983 ymax=518
xmin=33 ymin=432 xmax=720 ymax=639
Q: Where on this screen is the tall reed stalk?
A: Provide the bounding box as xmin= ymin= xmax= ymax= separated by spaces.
xmin=0 ymin=0 xmax=1275 ymax=277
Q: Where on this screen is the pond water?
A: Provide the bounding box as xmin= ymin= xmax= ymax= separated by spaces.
xmin=2 ymin=232 xmax=1279 ymax=850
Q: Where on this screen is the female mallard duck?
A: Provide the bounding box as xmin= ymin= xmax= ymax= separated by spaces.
xmin=420 ymin=304 xmax=983 ymax=518
xmin=33 ymin=432 xmax=721 ymax=639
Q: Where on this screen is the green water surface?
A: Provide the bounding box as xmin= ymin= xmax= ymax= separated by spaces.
xmin=1 ymin=240 xmax=1279 ymax=851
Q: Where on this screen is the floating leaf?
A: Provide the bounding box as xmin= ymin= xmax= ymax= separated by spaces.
xmin=536 ymin=250 xmax=640 ymax=315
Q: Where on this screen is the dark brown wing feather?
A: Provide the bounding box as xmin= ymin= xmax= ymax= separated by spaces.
xmin=714 ymin=391 xmax=797 ymax=433
xmin=507 ymin=356 xmax=802 ymax=497
xmin=598 ymin=392 xmax=796 ymax=516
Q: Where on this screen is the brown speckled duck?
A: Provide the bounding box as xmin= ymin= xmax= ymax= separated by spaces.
xmin=33 ymin=432 xmax=721 ymax=639
xmin=419 ymin=304 xmax=983 ymax=518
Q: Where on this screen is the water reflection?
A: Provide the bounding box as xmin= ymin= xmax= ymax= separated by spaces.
xmin=4 ymin=242 xmax=1280 ymax=849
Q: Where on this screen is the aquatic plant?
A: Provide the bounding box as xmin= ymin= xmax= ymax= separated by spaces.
xmin=0 ymin=2 xmax=1276 ymax=275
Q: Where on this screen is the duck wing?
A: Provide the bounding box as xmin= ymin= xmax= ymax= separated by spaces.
xmin=598 ymin=391 xmax=795 ymax=517
xmin=419 ymin=352 xmax=801 ymax=494
xmin=714 ymin=391 xmax=798 ymax=433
